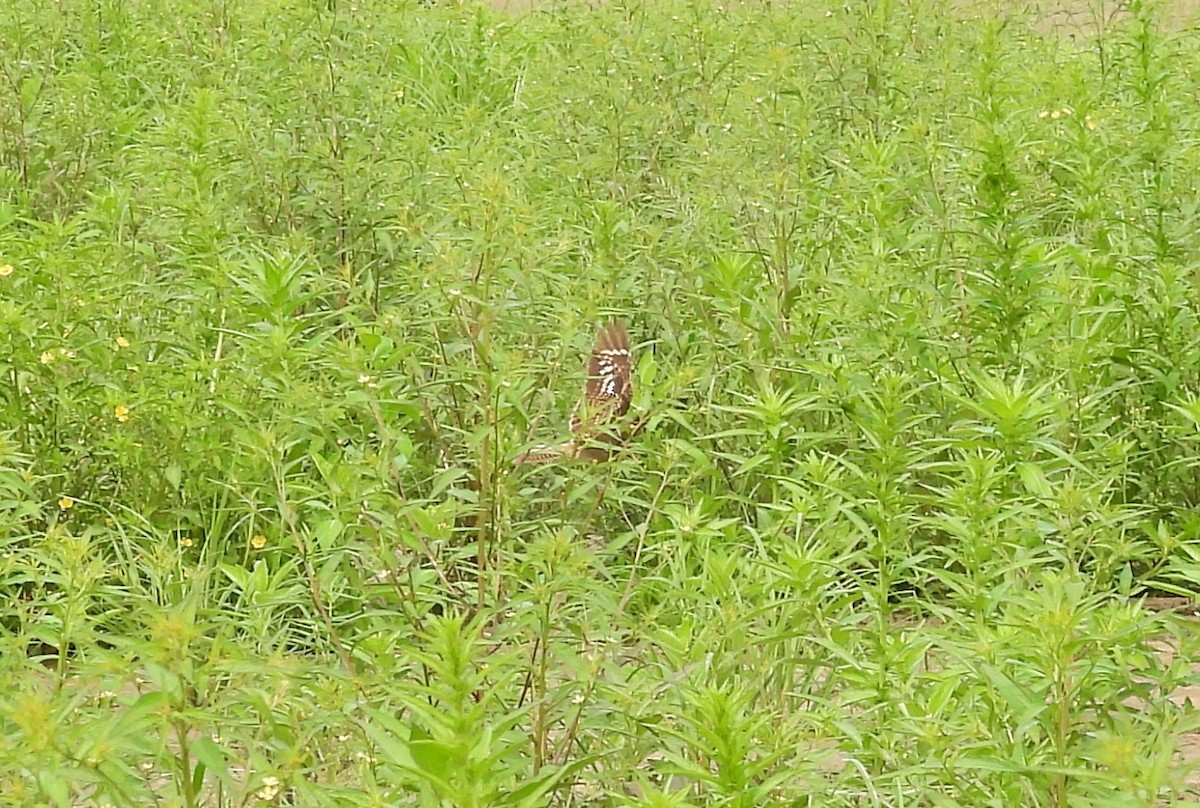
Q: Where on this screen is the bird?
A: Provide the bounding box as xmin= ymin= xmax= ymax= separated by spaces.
xmin=515 ymin=321 xmax=633 ymax=464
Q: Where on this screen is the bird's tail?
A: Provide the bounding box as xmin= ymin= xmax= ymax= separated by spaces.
xmin=514 ymin=442 xmax=573 ymax=465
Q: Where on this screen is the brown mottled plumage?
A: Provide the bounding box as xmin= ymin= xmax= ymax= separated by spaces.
xmin=516 ymin=321 xmax=633 ymax=465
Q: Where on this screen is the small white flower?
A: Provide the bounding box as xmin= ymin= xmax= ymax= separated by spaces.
xmin=256 ymin=775 xmax=281 ymax=801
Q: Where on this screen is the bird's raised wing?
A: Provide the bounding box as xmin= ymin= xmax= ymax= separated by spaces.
xmin=569 ymin=320 xmax=633 ymax=438
xmin=516 ymin=321 xmax=633 ymax=465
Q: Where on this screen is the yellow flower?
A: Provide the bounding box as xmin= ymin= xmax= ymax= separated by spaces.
xmin=40 ymin=351 xmax=55 ymax=365
xmin=114 ymin=405 xmax=130 ymax=423
xmin=250 ymin=534 xmax=267 ymax=550
xmin=115 ymin=336 xmax=130 ymax=349
xmin=58 ymin=496 xmax=74 ymax=510
xmin=180 ymin=537 xmax=194 ymax=548
xmin=0 ymin=264 xmax=12 ymax=277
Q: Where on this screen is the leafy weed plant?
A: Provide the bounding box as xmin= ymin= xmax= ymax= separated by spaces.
xmin=0 ymin=0 xmax=1198 ymax=804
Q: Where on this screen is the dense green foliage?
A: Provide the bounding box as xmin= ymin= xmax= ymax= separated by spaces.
xmin=2 ymin=0 xmax=1199 ymax=803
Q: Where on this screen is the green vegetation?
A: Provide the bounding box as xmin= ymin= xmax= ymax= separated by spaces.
xmin=2 ymin=0 xmax=1199 ymax=803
